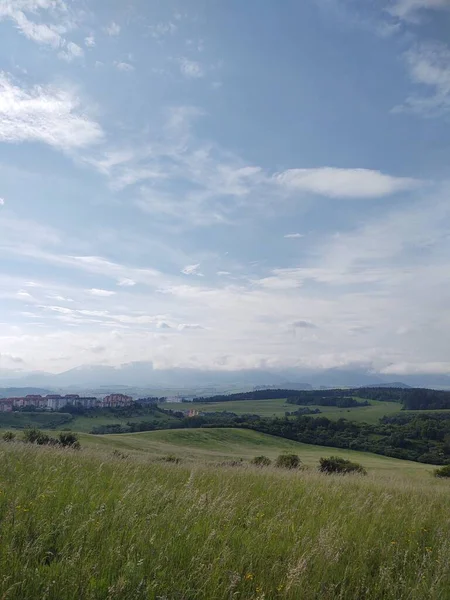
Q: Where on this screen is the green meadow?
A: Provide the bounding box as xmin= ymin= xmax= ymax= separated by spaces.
xmin=0 ymin=437 xmax=449 ymax=600
xmin=160 ymin=398 xmax=404 ymax=423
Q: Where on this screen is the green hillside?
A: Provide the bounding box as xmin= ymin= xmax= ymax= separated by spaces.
xmin=0 ymin=439 xmax=449 ymax=600
xmin=78 ymin=427 xmax=435 ymax=480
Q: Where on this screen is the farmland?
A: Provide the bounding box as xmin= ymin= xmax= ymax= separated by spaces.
xmin=160 ymin=398 xmax=404 ymax=423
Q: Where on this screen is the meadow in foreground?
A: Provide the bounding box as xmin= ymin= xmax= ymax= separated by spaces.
xmin=0 ymin=441 xmax=449 ymax=600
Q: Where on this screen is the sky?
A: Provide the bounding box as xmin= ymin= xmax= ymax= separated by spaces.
xmin=1 ymin=0 xmax=450 ymax=377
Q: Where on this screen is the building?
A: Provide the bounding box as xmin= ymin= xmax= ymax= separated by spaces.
xmin=102 ymin=393 xmax=133 ymax=407
xmin=0 ymin=400 xmax=13 ymax=412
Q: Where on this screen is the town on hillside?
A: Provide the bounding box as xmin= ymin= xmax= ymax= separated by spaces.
xmin=0 ymin=393 xmax=133 ymax=412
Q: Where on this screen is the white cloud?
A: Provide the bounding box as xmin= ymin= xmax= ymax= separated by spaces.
xmin=178 ymin=323 xmax=204 ymax=330
xmin=0 ymin=73 xmax=103 ymax=151
xmin=0 ymin=197 xmax=4 ymax=205
xmin=179 ymin=57 xmax=204 ymax=78
xmin=85 ymin=35 xmax=95 ymax=47
xmin=105 ymin=21 xmax=120 ymax=36
xmin=0 ymin=1 xmax=85 ymax=64
xmin=149 ymin=22 xmax=177 ymax=39
xmin=393 ymin=42 xmax=450 ymax=117
xmin=284 ymin=233 xmax=303 ymax=239
xmin=117 ymin=278 xmax=136 ymax=287
xmin=275 ymin=167 xmax=419 ymax=198
xmin=58 ymin=41 xmax=83 ymax=62
xmin=114 ymin=61 xmax=134 ymax=72
xmin=388 ymin=0 xmax=450 ymax=21
xmin=88 ymin=288 xmax=116 ymax=297
xmin=381 ymin=361 xmax=450 ymax=375
xmin=182 ymin=263 xmax=202 ymax=276
xmin=0 ymin=1 xmax=65 ymax=47
xmin=217 ymin=271 xmax=231 ymax=276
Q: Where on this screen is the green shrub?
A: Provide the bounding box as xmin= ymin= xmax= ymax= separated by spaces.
xmin=2 ymin=431 xmax=16 ymax=442
xmin=434 ymin=464 xmax=450 ymax=478
xmin=112 ymin=450 xmax=129 ymax=460
xmin=22 ymin=429 xmax=57 ymax=446
xmin=319 ymin=456 xmax=367 ymax=475
xmin=58 ymin=432 xmax=80 ymax=449
xmin=161 ymin=454 xmax=181 ymax=464
xmin=275 ymin=454 xmax=301 ymax=469
xmin=251 ymin=455 xmax=272 ymax=467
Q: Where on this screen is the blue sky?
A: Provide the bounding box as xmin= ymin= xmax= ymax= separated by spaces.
xmin=1 ymin=0 xmax=450 ymax=376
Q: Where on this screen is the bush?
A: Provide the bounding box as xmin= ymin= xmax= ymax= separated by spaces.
xmin=58 ymin=432 xmax=80 ymax=450
xmin=112 ymin=450 xmax=129 ymax=460
xmin=2 ymin=431 xmax=15 ymax=442
xmin=275 ymin=454 xmax=301 ymax=469
xmin=22 ymin=429 xmax=76 ymax=448
xmin=434 ymin=464 xmax=450 ymax=478
xmin=22 ymin=428 xmax=53 ymax=445
xmin=319 ymin=456 xmax=367 ymax=475
xmin=161 ymin=454 xmax=181 ymax=464
xmin=251 ymin=455 xmax=272 ymax=467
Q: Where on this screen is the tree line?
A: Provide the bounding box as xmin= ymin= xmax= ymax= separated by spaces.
xmin=194 ymin=387 xmax=450 ymax=411
xmin=92 ymin=407 xmax=450 ymax=465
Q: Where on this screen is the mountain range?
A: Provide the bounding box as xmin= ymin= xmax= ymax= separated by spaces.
xmin=0 ymin=362 xmax=449 ymax=392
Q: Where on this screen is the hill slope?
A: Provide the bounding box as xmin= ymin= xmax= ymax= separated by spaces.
xmin=0 ymin=440 xmax=448 ymax=600
xmin=80 ymin=428 xmax=435 ymax=480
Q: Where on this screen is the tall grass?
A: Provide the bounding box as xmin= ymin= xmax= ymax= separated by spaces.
xmin=0 ymin=441 xmax=449 ymax=599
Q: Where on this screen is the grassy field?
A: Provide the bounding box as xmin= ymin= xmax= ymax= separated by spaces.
xmin=160 ymin=398 xmax=404 ymax=423
xmin=0 ymin=411 xmax=72 ymax=430
xmin=77 ymin=428 xmax=435 ymax=481
xmin=0 ymin=408 xmax=177 ymax=433
xmin=0 ymin=439 xmax=449 ymax=599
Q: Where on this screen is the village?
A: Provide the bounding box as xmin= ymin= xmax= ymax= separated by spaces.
xmin=0 ymin=393 xmax=133 ymax=412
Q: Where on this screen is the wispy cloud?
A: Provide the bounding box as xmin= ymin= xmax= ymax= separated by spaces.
xmin=149 ymin=21 xmax=177 ymax=39
xmin=58 ymin=41 xmax=84 ymax=62
xmin=0 ymin=197 xmax=4 ymax=206
xmin=182 ymin=263 xmax=203 ymax=276
xmin=284 ymin=233 xmax=304 ymax=239
xmin=0 ymin=0 xmax=86 ymax=63
xmin=0 ymin=0 xmax=66 ymax=47
xmin=179 ymin=57 xmax=204 ymax=78
xmin=393 ymin=42 xmax=450 ymax=117
xmin=275 ymin=167 xmax=419 ymax=198
xmin=0 ymin=73 xmax=103 ymax=151
xmin=104 ymin=21 xmax=120 ymax=36
xmin=84 ymin=35 xmax=95 ymax=48
xmin=117 ymin=278 xmax=136 ymax=287
xmin=178 ymin=323 xmax=204 ymax=330
xmin=89 ymin=288 xmax=116 ymax=297
xmin=114 ymin=61 xmax=134 ymax=72
xmin=388 ymin=0 xmax=450 ymax=21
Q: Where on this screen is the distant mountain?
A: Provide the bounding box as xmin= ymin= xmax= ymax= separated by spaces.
xmin=0 ymin=362 xmax=449 ymax=391
xmin=0 ymin=387 xmax=54 ymax=398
